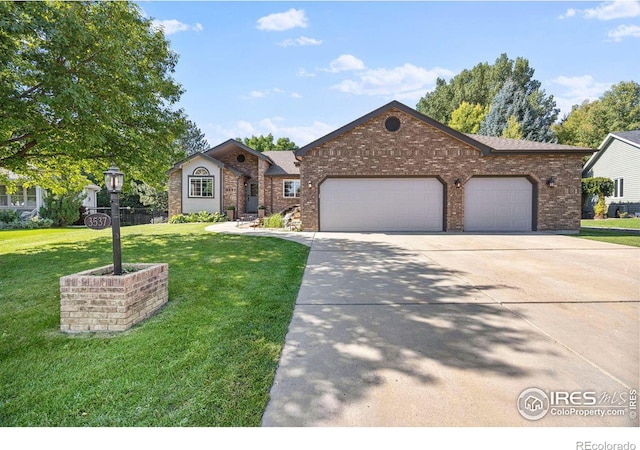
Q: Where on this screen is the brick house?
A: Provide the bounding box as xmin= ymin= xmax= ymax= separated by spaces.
xmin=169 ymin=101 xmax=593 ymax=232
xmin=167 ymin=139 xmax=300 ymax=218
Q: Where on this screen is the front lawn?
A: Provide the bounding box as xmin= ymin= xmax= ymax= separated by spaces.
xmin=0 ymin=224 xmax=309 ymax=426
xmin=581 ymin=218 xmax=640 ymax=229
xmin=575 ymin=228 xmax=640 ymax=248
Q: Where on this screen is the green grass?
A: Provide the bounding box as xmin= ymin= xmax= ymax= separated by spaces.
xmin=581 ymin=218 xmax=640 ymax=229
xmin=575 ymin=228 xmax=640 ymax=248
xmin=0 ymin=224 xmax=309 ymax=426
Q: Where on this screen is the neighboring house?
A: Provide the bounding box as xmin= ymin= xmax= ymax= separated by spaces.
xmin=169 ymin=101 xmax=593 ymax=232
xmin=582 ymin=130 xmax=640 ymax=218
xmin=0 ymin=169 xmax=100 ymax=217
xmin=0 ymin=169 xmax=45 ymax=215
xmin=82 ymin=184 xmax=101 ymax=213
xmin=167 ymin=139 xmax=300 ymax=217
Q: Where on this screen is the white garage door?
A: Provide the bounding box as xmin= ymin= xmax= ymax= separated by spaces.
xmin=464 ymin=177 xmax=533 ymax=232
xmin=319 ymin=178 xmax=443 ymax=232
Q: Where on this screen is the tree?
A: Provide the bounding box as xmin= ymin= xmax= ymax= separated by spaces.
xmin=478 ymin=79 xmax=558 ymax=142
xmin=0 ymin=1 xmax=187 ymax=194
xmin=236 ymin=134 xmax=298 ymax=152
xmin=180 ymin=120 xmax=209 ymax=156
xmin=582 ymin=177 xmax=614 ymax=219
xmin=416 ymin=53 xmax=541 ymax=125
xmin=502 ymin=116 xmax=524 ymax=139
xmin=554 ymin=81 xmax=640 ymax=148
xmin=448 ymin=102 xmax=488 ymax=134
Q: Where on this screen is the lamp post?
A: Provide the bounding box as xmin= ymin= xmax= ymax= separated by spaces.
xmin=104 ymin=165 xmax=124 ymax=275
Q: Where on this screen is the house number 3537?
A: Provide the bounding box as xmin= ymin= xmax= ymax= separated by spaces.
xmin=84 ymin=213 xmax=112 ymax=230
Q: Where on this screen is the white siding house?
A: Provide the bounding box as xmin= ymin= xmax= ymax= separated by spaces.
xmin=582 ymin=130 xmax=640 ymax=217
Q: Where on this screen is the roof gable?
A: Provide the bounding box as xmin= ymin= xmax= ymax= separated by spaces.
xmin=205 ymin=139 xmax=273 ymax=163
xmin=167 ymin=151 xmax=242 ymax=176
xmin=295 ymin=100 xmax=493 ymax=157
xmin=583 ymin=130 xmax=640 ymax=174
xmin=295 ymin=100 xmax=593 ymax=158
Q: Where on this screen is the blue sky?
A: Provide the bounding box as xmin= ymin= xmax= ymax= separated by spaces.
xmin=139 ymin=1 xmax=640 ymax=147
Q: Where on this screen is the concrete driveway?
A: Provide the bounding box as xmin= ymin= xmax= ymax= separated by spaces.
xmin=260 ymin=232 xmax=639 ymax=426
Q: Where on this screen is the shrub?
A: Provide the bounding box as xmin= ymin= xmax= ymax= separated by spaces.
xmin=169 ymin=211 xmax=227 ymax=224
xmin=0 ymin=217 xmax=53 ymax=230
xmin=39 ymin=192 xmax=85 ymax=227
xmin=594 ymin=198 xmax=607 ymax=220
xmin=0 ymin=209 xmax=20 ymax=224
xmin=262 ymin=213 xmax=284 ymax=228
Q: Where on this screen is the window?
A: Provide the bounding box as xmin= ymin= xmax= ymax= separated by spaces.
xmin=613 ymin=178 xmax=624 ymax=198
xmin=25 ymin=186 xmax=36 ymax=207
xmin=0 ymin=186 xmax=7 ymax=206
xmin=189 ymin=177 xmax=214 ymax=198
xmin=283 ymin=180 xmax=301 ymax=198
xmin=193 ymin=167 xmax=209 ymax=176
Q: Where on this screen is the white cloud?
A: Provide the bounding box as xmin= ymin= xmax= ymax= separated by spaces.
xmin=327 ymin=54 xmax=366 ymax=73
xmin=331 ymin=63 xmax=454 ymax=98
xmin=291 ymin=92 xmax=302 ymax=99
xmin=151 ymin=19 xmax=203 ymax=35
xmin=206 ymin=119 xmax=334 ymax=147
xmin=608 ymin=24 xmax=640 ymax=41
xmin=549 ymin=75 xmax=612 ymax=118
xmin=298 ymin=68 xmax=316 ymax=78
xmin=248 ymin=88 xmax=284 ymax=99
xmin=278 ymin=36 xmax=323 ymax=47
xmin=257 ymin=8 xmax=308 ymax=31
xmin=560 ymin=0 xmax=640 ymax=20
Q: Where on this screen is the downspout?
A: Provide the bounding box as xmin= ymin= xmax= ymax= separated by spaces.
xmin=270 ymin=177 xmax=274 ymax=213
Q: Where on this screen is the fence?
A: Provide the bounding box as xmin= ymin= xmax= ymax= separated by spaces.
xmin=88 ymin=207 xmax=168 ymax=226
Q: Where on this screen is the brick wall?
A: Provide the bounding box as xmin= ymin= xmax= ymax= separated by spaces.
xmin=222 ymin=168 xmax=239 ymax=211
xmin=168 ymin=171 xmax=182 ymax=218
xmin=60 ymin=263 xmax=168 ymax=333
xmin=265 ymin=176 xmax=301 ymax=214
xmin=299 ymin=108 xmax=584 ymax=232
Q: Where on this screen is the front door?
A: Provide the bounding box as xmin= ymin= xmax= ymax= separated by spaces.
xmin=246 ymin=182 xmax=258 ymax=213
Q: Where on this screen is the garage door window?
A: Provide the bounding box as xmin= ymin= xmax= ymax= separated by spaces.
xmin=284 ymin=180 xmax=301 ymax=198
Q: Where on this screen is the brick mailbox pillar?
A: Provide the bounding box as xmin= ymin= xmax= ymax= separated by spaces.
xmin=60 ymin=263 xmax=168 ymax=333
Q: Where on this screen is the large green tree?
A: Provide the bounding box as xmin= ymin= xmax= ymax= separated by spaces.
xmin=416 ymin=53 xmax=540 ymax=125
xmin=0 ymin=1 xmax=187 ymax=193
xmin=554 ymin=81 xmax=640 ymax=148
xmin=448 ymin=102 xmax=488 ymax=134
xmin=236 ymin=134 xmax=298 ymax=152
xmin=478 ymin=78 xmax=559 ymax=142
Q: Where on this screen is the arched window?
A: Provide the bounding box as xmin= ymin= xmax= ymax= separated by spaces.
xmin=193 ymin=167 xmax=209 ymax=176
xmin=189 ymin=167 xmax=214 ymax=198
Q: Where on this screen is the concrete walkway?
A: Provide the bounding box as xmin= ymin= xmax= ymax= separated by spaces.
xmin=207 ymin=224 xmax=639 ymax=426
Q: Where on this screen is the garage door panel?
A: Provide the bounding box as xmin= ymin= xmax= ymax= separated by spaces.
xmin=464 ymin=177 xmax=532 ymax=232
xmin=320 ymin=178 xmax=443 ymax=232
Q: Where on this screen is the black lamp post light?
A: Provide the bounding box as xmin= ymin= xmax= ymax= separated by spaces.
xmin=104 ymin=165 xmax=124 ymax=275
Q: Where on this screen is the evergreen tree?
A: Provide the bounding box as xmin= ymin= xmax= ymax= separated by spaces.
xmin=479 ymin=79 xmax=558 ymax=142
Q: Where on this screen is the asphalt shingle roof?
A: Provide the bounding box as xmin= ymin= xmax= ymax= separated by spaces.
xmin=466 ymin=134 xmax=593 ymax=152
xmin=611 ymin=130 xmax=640 ymax=146
xmin=263 ymin=151 xmax=299 ymax=176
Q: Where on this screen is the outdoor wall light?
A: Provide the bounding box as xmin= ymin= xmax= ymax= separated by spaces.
xmin=307 ymin=180 xmax=312 ymax=188
xmin=454 ymin=179 xmax=462 ymax=189
xmin=103 ymin=164 xmax=124 ymax=275
xmin=547 ymin=177 xmax=556 ymax=188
